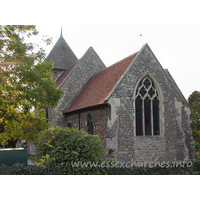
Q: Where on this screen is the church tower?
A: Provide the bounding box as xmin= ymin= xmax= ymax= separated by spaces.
xmin=46 ymin=30 xmax=78 ymax=80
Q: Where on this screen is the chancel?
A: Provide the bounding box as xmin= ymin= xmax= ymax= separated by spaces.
xmin=46 ymin=30 xmax=195 ymax=162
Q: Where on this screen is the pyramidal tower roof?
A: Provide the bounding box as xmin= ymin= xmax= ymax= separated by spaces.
xmin=46 ymin=30 xmax=78 ymax=70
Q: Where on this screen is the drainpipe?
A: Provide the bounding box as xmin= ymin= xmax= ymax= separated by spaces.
xmin=78 ymin=111 xmax=81 ymax=130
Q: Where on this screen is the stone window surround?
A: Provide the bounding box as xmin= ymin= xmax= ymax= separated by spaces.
xmin=133 ymin=72 xmax=164 ymax=137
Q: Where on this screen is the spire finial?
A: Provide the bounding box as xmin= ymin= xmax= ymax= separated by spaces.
xmin=60 ymin=26 xmax=63 ymax=37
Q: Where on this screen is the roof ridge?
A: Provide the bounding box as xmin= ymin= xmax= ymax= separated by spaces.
xmin=108 ymin=52 xmax=138 ymax=68
xmin=64 ymin=50 xmax=139 ymax=113
xmin=92 ymin=51 xmax=138 ymax=76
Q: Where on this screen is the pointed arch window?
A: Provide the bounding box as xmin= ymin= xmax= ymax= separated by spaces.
xmin=87 ymin=113 xmax=93 ymax=135
xmin=135 ymin=76 xmax=160 ymax=136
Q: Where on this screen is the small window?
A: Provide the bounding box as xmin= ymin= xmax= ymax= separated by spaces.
xmin=87 ymin=113 xmax=93 ymax=135
xmin=67 ymin=122 xmax=72 ymax=128
xmin=135 ymin=76 xmax=160 ymax=136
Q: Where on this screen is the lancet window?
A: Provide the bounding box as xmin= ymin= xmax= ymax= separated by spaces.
xmin=87 ymin=113 xmax=94 ymax=135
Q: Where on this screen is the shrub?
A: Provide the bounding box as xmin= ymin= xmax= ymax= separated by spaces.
xmin=34 ymin=127 xmax=107 ymax=174
xmin=1 ymin=160 xmax=200 ymax=175
xmin=103 ymin=160 xmax=199 ymax=175
xmin=0 ymin=163 xmax=64 ymax=175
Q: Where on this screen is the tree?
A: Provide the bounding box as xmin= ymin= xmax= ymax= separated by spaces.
xmin=0 ymin=25 xmax=63 ymax=147
xmin=188 ymin=91 xmax=200 ymax=143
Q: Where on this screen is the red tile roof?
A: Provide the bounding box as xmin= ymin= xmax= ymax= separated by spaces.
xmin=56 ymin=61 xmax=78 ymax=88
xmin=64 ymin=52 xmax=138 ymax=113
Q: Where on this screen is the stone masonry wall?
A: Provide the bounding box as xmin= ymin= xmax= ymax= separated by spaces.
xmin=50 ymin=69 xmax=64 ymax=80
xmin=181 ymin=106 xmax=195 ymax=159
xmin=48 ymin=47 xmax=106 ymax=127
xmin=47 ymin=43 xmax=195 ymax=163
xmin=64 ymin=105 xmax=111 ymax=148
xmin=107 ymin=44 xmax=195 ymax=162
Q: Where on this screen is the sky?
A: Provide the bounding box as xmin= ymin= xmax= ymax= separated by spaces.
xmin=36 ymin=25 xmax=200 ymax=99
xmin=2 ymin=0 xmax=200 ymax=100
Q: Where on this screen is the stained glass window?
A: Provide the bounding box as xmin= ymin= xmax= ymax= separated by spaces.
xmin=135 ymin=76 xmax=160 ymax=136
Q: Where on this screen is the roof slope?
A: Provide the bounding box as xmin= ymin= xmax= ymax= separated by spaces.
xmin=46 ymin=33 xmax=78 ymax=70
xmin=65 ymin=52 xmax=138 ymax=113
xmin=56 ymin=61 xmax=78 ymax=88
xmin=55 ymin=46 xmax=106 ymax=90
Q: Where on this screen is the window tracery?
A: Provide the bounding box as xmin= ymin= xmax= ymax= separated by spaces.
xmin=135 ymin=76 xmax=160 ymax=136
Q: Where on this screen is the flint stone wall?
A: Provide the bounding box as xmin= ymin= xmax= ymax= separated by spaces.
xmin=48 ymin=44 xmax=195 ymax=163
xmin=64 ymin=105 xmax=111 ymax=148
xmin=107 ymin=45 xmax=195 ymax=162
xmin=48 ymin=47 xmax=106 ymax=127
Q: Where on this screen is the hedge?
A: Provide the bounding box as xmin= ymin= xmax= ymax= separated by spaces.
xmin=0 ymin=160 xmax=200 ymax=175
xmin=0 ymin=163 xmax=64 ymax=175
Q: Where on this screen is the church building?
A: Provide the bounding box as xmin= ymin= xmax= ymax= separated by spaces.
xmin=46 ymin=31 xmax=195 ymax=162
